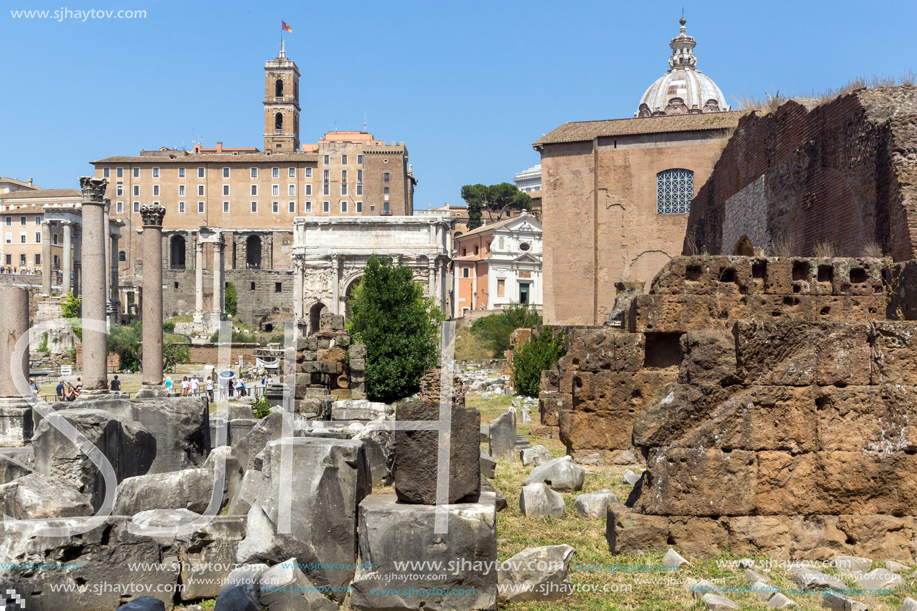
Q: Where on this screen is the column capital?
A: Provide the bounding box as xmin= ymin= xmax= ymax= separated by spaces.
xmin=79 ymin=176 xmax=107 ymax=204
xmin=103 ymin=198 xmax=111 ymax=213
xmin=195 ymin=239 xmax=203 ymax=252
xmin=140 ymin=204 xmax=166 ymax=227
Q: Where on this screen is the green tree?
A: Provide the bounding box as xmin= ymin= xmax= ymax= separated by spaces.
xmin=346 ymin=255 xmax=444 ymax=403
xmin=107 ymin=321 xmax=190 ymax=372
xmin=471 ymin=302 xmax=542 ymax=355
xmin=163 ymin=340 xmax=191 ymax=373
xmin=511 ymin=327 xmax=566 ymax=398
xmin=460 ymin=183 xmax=533 ymax=230
xmin=60 ymin=291 xmax=82 ymax=340
xmin=225 ymin=282 xmax=238 ymax=317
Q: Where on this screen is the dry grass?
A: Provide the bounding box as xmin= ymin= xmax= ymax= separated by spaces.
xmin=813 ymin=241 xmax=836 ymax=258
xmin=772 ymin=235 xmax=793 ymax=258
xmin=862 ymin=242 xmax=885 ymax=258
xmin=732 ymin=92 xmax=787 ymax=115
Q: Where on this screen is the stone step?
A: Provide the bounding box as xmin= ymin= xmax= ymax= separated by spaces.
xmin=515 ymin=434 xmax=531 ymax=450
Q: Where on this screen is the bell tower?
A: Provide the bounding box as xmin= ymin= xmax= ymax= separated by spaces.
xmin=263 ymin=41 xmax=300 ymax=152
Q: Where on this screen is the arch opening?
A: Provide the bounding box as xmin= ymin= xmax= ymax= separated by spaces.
xmin=246 ymin=235 xmax=262 ymax=269
xmin=170 ymin=235 xmax=186 ymax=269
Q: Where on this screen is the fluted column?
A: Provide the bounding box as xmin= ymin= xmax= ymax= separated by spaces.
xmin=61 ymin=221 xmax=72 ymax=295
xmin=194 ymin=236 xmax=204 ymax=319
xmin=103 ymin=201 xmax=110 ymax=310
xmin=109 ymin=223 xmax=121 ymax=308
xmin=78 ymin=179 xmax=109 ymax=392
xmin=72 ymin=227 xmax=81 ymax=297
xmin=212 ymin=233 xmax=224 ymax=322
xmin=140 ymin=204 xmax=166 ymax=388
xmin=41 ymin=221 xmax=52 ymax=295
xmin=0 ymin=287 xmax=28 ymax=398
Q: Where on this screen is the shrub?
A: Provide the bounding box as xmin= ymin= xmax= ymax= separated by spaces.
xmin=162 ymin=320 xmax=176 ymax=333
xmin=511 ymin=328 xmax=566 ymax=398
xmin=224 ymin=282 xmax=238 ymax=317
xmin=60 ymin=291 xmax=82 ymax=340
xmin=347 ymin=255 xmax=443 ymax=403
xmin=471 ymin=302 xmax=542 ymax=355
xmin=251 ymin=395 xmax=272 ymax=419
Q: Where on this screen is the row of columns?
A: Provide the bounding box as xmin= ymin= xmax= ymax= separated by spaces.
xmin=39 ymin=215 xmax=117 ymax=311
xmin=191 ymin=233 xmax=225 ymax=323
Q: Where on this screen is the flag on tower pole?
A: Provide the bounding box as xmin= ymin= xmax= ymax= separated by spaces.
xmin=281 ymin=21 xmax=292 ymax=32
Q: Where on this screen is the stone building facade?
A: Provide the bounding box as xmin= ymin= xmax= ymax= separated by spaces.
xmin=291 ymin=216 xmax=452 ymax=334
xmin=683 ymin=85 xmax=917 ymax=261
xmin=92 ymin=43 xmax=417 ymax=326
xmin=534 ymin=19 xmax=744 ymax=326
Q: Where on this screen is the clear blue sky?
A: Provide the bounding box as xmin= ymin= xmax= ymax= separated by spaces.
xmin=1 ymin=0 xmax=914 ymax=210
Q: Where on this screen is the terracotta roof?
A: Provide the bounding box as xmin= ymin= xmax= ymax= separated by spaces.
xmin=458 ymin=214 xmax=539 ymax=239
xmin=0 ymin=189 xmax=80 ymax=200
xmin=533 ymin=110 xmax=749 ymax=146
xmin=2 ymin=204 xmax=47 ymax=215
xmin=0 ymin=177 xmax=37 ymax=189
xmin=92 ymin=152 xmax=319 ymax=164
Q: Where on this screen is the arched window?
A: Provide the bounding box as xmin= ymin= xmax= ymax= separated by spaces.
xmin=275 ymin=112 xmax=283 ymax=130
xmin=246 ymin=235 xmax=262 ymax=269
xmin=275 ymin=79 xmax=283 ymax=97
xmin=118 ymin=250 xmax=126 ymax=262
xmin=656 ymin=169 xmax=694 ymax=214
xmin=170 ymin=235 xmax=186 ymax=269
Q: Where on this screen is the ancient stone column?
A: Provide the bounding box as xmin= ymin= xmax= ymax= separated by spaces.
xmin=41 ymin=220 xmax=52 ymax=295
xmin=194 ymin=235 xmax=204 ymax=321
xmin=140 ymin=204 xmax=166 ymax=389
xmin=332 ymin=255 xmax=341 ymax=315
xmin=428 ymin=262 xmax=436 ymax=299
xmin=72 ymin=226 xmax=81 ymax=297
xmin=0 ymin=287 xmax=29 ymax=398
xmin=78 ymin=178 xmax=109 ymax=392
xmin=110 ymin=222 xmax=121 ymax=304
xmin=212 ymin=232 xmax=224 ymax=323
xmin=103 ymin=201 xmax=111 ymax=309
xmin=61 ymin=221 xmax=72 ymax=295
xmin=293 ymin=253 xmax=304 ymax=323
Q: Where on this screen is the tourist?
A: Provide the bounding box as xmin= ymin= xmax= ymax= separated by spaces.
xmin=227 ymin=378 xmax=235 ymax=398
xmin=109 ymin=375 xmax=121 ymax=392
xmin=164 ymin=376 xmax=172 ymax=392
xmin=181 ymin=376 xmax=189 ymax=396
xmin=56 ymin=379 xmax=65 ymax=401
xmin=75 ymin=377 xmax=82 ymax=394
xmin=65 ymin=383 xmax=78 ymax=401
xmin=29 ymin=378 xmax=39 ymax=394
xmin=206 ymin=376 xmax=213 ymax=402
xmin=238 ymin=377 xmax=246 ymax=397
xmin=190 ymin=375 xmax=199 ymax=396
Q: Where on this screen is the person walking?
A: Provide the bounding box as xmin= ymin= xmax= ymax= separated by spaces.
xmin=206 ymin=376 xmax=214 ymax=402
xmin=227 ymin=378 xmax=235 ymax=398
xmin=190 ymin=375 xmax=199 ymax=396
xmin=181 ymin=376 xmax=189 ymax=396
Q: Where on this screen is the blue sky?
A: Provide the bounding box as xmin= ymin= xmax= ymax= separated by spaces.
xmin=1 ymin=0 xmax=914 ymax=209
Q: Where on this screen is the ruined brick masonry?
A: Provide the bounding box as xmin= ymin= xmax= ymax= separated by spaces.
xmin=684 ymin=85 xmax=917 ymax=260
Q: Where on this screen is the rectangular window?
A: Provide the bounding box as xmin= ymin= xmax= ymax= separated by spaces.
xmin=179 ymin=168 xmax=186 ymax=178
xmin=356 ymin=201 xmax=362 ymax=213
xmin=357 ymin=169 xmax=363 ymax=182
xmin=4 ymin=217 xmax=9 ymax=226
xmin=356 ymin=184 xmax=363 ymax=196
xmin=19 ymin=216 xmax=25 ymax=226
xmin=341 ymin=201 xmax=348 ymax=213
xmin=223 ymin=201 xmax=230 ymax=213
xmin=4 ymin=233 xmax=10 ymax=244
xmin=251 ymin=185 xmax=258 ymax=196
xmin=272 ymin=201 xmax=279 ymax=213
xmin=198 ymin=167 xmax=205 ymax=178
xmin=251 ymin=202 xmax=258 ymax=213
xmin=288 ymin=201 xmax=295 ymax=213
xmin=323 ymin=184 xmax=329 ymax=195
xmin=133 ymin=167 xmax=140 ymax=178
xmin=323 ymin=201 xmax=330 ymax=213
xmin=272 ymin=185 xmax=279 ymax=196
xmin=133 ymin=185 xmax=140 ymax=196
xmin=223 ymin=167 xmax=230 ymax=178
xmin=153 ymin=185 xmax=160 ymax=196
xmin=288 ymin=167 xmax=295 ymax=177
xmin=250 ymin=282 xmax=255 ymax=291
xmin=34 ymin=217 xmax=40 ymax=225
xmin=323 ymin=169 xmax=329 ymax=182
xmin=305 ymin=201 xmax=312 ymax=212
xmin=223 ymin=185 xmax=230 ymax=196
xmin=288 ymin=185 xmax=295 ymax=196
xmin=342 ymin=184 xmax=348 ymax=196
xmin=117 ymin=167 xmax=123 ymax=178
xmin=272 ymin=167 xmax=279 ymax=178
xmin=463 ymin=267 xmax=470 ymax=278
xmin=103 ymin=168 xmax=110 ymax=178
xmin=497 ymin=279 xmax=505 ymax=298
xmin=116 ymin=185 xmax=123 ymax=196
xmin=116 ymin=201 xmax=123 ymax=213
xmin=20 ymin=233 xmax=26 ymax=244
xmin=324 ymin=155 xmax=329 ymax=165
xmin=251 ymin=167 xmax=258 ymax=178
xmin=153 ymin=167 xmax=159 ymax=178
xmin=4 ymin=255 xmax=9 ymax=265
xmin=179 ymin=202 xmax=185 ymax=213
xmin=134 ymin=202 xmax=140 ymax=213
xmin=384 ymin=172 xmax=390 ymax=181
xmin=357 ymin=154 xmax=363 ymax=164
xmin=53 ymin=233 xmax=58 ymax=245
xmin=275 ymin=282 xmax=282 ymax=293
xmin=342 ymin=170 xmax=348 ymax=182
xmin=305 ymin=185 xmax=312 ymax=195
xmin=342 ymin=154 xmax=348 ymax=165
xmin=306 ymin=167 xmax=312 ymax=177
xmin=23 ymin=254 xmax=29 ymax=266
xmin=35 ymin=232 xmax=41 ymax=243
xmin=384 ymin=187 xmax=389 ymax=194
xmin=198 ymin=185 xmax=204 ymax=196
xmin=198 ymin=201 xmax=204 ymax=213
xmin=179 ymin=185 xmax=185 ymax=196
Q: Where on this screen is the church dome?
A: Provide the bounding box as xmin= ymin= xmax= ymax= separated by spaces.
xmin=637 ymin=18 xmax=729 ymax=117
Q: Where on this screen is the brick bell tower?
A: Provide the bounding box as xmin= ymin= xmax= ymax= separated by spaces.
xmin=263 ymin=41 xmax=300 ymax=152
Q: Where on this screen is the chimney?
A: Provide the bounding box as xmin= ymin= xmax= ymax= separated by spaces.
xmin=28 ymin=178 xmax=32 ymax=186
xmin=216 ymin=141 xmax=223 ymax=153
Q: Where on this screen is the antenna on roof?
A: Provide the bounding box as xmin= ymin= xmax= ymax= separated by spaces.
xmin=364 ymin=114 xmax=367 ymax=132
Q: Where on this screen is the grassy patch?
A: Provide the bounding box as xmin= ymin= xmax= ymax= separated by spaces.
xmin=166 ymin=314 xmax=194 ymax=323
xmin=455 ymin=324 xmax=497 ymax=360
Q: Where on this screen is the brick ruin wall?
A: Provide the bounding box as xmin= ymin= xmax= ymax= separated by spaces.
xmin=683 ymin=85 xmax=917 ymax=261
xmin=541 ymin=254 xmax=917 ymax=560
